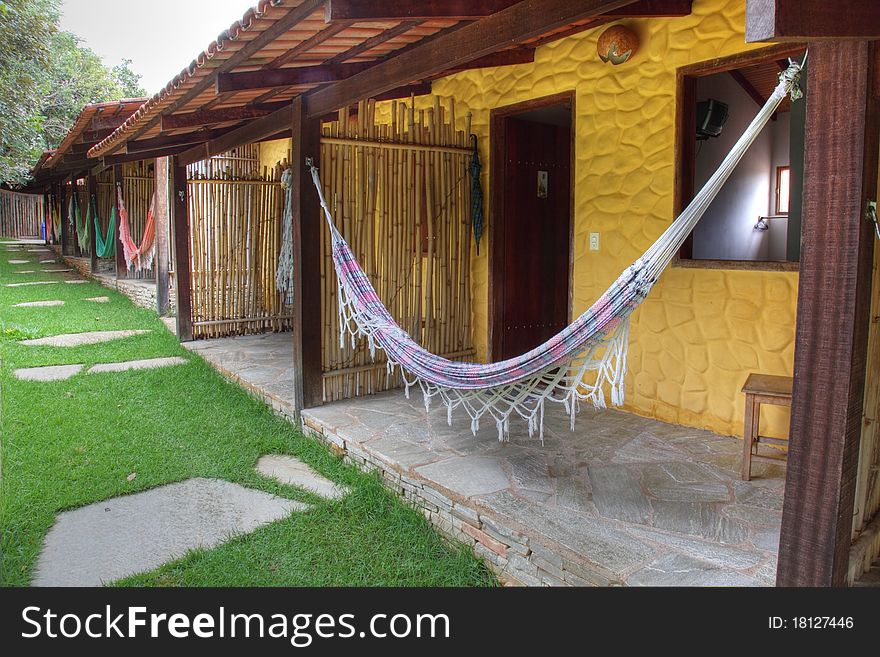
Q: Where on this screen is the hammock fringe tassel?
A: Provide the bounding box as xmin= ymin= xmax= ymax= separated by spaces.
xmin=307 ymin=59 xmax=804 ymax=443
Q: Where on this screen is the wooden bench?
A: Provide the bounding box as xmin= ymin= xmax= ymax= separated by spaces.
xmin=741 ymin=373 xmax=793 ymax=481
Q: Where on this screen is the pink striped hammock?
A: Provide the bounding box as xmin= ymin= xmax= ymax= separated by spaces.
xmin=308 ymin=61 xmax=804 ymax=441
xmin=117 ymin=186 xmax=157 ymax=273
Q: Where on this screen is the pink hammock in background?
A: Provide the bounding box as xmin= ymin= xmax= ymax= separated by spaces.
xmin=117 ymin=186 xmax=156 ymax=273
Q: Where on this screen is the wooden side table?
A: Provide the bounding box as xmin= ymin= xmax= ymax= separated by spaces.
xmin=741 ymin=373 xmax=793 ymax=481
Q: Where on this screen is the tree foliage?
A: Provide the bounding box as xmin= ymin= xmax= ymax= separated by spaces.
xmin=0 ymin=0 xmax=147 ymax=186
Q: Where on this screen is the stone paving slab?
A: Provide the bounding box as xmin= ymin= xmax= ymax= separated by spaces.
xmin=5 ymin=281 xmax=58 ymax=287
xmin=40 ymin=259 xmax=56 ymax=264
xmin=15 ymin=270 xmax=37 ymax=274
xmin=13 ymin=300 xmax=65 ymax=307
xmin=88 ymin=356 xmax=187 ymax=374
xmin=33 ymin=478 xmax=306 ymax=586
xmin=85 ymin=296 xmax=110 ymax=303
xmin=65 ymin=280 xmax=88 ymax=284
xmin=627 ymin=553 xmax=762 ymax=587
xmin=20 ymin=329 xmax=149 ymax=347
xmin=13 ymin=364 xmax=84 ymax=382
xmin=256 ymin=455 xmax=349 ymax=500
xmin=8 ymin=259 xmax=30 ymax=264
xmin=42 ymin=268 xmax=72 ymax=272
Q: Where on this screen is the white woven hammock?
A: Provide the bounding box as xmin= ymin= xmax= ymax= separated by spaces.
xmin=310 ymin=60 xmax=804 ymax=442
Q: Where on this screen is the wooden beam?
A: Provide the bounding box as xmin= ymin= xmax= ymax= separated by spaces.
xmin=60 ymin=179 xmax=72 ymax=256
xmin=154 ymin=157 xmax=171 ymax=316
xmin=127 ymin=127 xmax=237 ymax=154
xmin=728 ymin=69 xmax=765 ymax=108
xmin=325 ymin=20 xmax=421 ymax=64
xmin=113 ymin=164 xmax=126 ymax=279
xmin=171 ymin=157 xmax=193 ymax=342
xmin=290 ymin=96 xmax=324 ymax=415
xmin=102 ymin=146 xmax=191 ymax=167
xmin=601 ymin=0 xmax=692 ymax=17
xmin=324 ymin=0 xmax=519 ymax=21
xmin=88 ymin=172 xmax=98 ymax=272
xmin=306 ymin=0 xmax=639 ymax=118
xmin=746 ymin=0 xmax=880 ymax=42
xmin=160 ymin=104 xmax=288 ymax=130
xmin=177 ymin=105 xmax=293 ymax=167
xmin=216 ymin=63 xmax=373 ymax=93
xmin=79 ymin=129 xmax=115 ymax=144
xmin=777 ymin=41 xmax=879 ymax=587
xmin=89 ymin=114 xmax=137 ymax=132
xmin=266 ymin=20 xmax=353 ymax=70
xmin=106 ymin=0 xmax=326 ymax=154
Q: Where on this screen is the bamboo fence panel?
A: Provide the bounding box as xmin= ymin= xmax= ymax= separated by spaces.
xmin=122 ymin=160 xmax=156 ymax=277
xmin=186 ymin=144 xmax=289 ymax=339
xmin=319 ymin=97 xmax=475 ymax=402
xmin=0 ymin=189 xmax=43 ymax=238
xmin=75 ymin=178 xmax=89 ymax=257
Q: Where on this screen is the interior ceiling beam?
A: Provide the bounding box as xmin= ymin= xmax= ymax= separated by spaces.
xmin=728 ymin=69 xmax=766 ymax=108
xmin=160 ymin=102 xmax=288 ymax=130
xmin=324 ymin=0 xmax=520 ymax=21
xmin=103 ymin=146 xmax=190 ymax=167
xmin=102 ymin=0 xmax=326 ymax=155
xmin=746 ymin=0 xmax=880 ymax=42
xmin=217 ymin=62 xmax=373 ymax=93
xmin=305 ymin=0 xmax=640 ymax=119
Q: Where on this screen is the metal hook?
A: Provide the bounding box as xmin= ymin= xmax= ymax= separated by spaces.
xmin=867 ymin=200 xmax=879 ymax=240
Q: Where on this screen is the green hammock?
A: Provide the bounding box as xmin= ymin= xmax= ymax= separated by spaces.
xmin=73 ymin=196 xmax=90 ymax=251
xmin=92 ymin=196 xmax=116 ymax=259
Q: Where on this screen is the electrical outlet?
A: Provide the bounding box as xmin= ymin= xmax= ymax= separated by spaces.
xmin=589 ymin=232 xmax=600 ymax=251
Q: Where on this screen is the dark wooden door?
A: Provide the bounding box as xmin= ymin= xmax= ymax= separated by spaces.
xmin=497 ymin=117 xmax=571 ymax=360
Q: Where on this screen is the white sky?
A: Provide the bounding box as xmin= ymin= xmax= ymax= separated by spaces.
xmin=59 ymin=0 xmax=259 ymax=96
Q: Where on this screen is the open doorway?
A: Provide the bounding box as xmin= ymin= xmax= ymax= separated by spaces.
xmin=489 ymin=92 xmax=574 ymax=361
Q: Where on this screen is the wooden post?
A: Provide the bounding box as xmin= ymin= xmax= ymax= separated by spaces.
xmin=155 ymin=156 xmax=171 ymax=316
xmin=113 ymin=164 xmax=126 ymax=279
xmin=777 ymin=42 xmax=879 ymax=587
xmin=88 ymin=172 xmax=98 ymax=272
xmin=42 ymin=189 xmax=49 ymax=244
xmin=171 ymin=156 xmax=193 ymax=342
xmin=290 ymin=96 xmax=324 ymax=418
xmin=60 ymin=178 xmax=73 ymax=256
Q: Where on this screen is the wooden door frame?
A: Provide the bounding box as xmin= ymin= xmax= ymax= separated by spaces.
xmin=488 ymin=91 xmax=576 ymax=362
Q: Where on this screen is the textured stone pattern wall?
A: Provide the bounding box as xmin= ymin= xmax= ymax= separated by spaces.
xmin=384 ymin=0 xmax=796 ymax=438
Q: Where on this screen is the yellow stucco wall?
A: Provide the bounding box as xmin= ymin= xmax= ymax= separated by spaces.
xmin=260 ymin=138 xmax=292 ymax=174
xmin=387 ymin=0 xmax=796 ymax=438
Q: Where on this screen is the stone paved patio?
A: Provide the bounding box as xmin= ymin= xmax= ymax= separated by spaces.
xmin=187 ymin=332 xmax=784 ymax=586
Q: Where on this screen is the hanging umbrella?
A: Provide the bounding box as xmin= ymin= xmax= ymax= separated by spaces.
xmin=469 ymin=133 xmax=484 ymax=254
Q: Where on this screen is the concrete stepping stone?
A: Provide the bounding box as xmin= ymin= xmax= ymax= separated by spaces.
xmin=65 ymin=280 xmax=88 ymax=284
xmin=28 ymin=248 xmax=51 ymax=253
xmin=8 ymin=259 xmax=30 ymax=264
xmin=14 ymin=364 xmax=84 ymax=382
xmin=256 ymin=454 xmax=350 ymax=500
xmin=32 ymin=478 xmax=307 ymax=586
xmin=40 ymin=259 xmax=56 ymax=264
xmin=13 ymin=300 xmax=65 ymax=307
xmin=85 ymin=296 xmax=110 ymax=303
xmin=16 ymin=270 xmax=37 ymax=274
xmin=20 ymin=329 xmax=150 ymax=347
xmin=5 ymin=281 xmax=58 ymax=287
xmin=42 ymin=268 xmax=72 ymax=273
xmin=88 ymin=356 xmax=187 ymax=374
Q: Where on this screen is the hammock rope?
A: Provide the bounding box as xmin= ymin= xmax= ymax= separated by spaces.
xmin=118 ymin=186 xmax=156 ymax=272
xmin=72 ymin=195 xmax=89 ymax=251
xmin=52 ymin=204 xmax=61 ymax=241
xmin=309 ymin=60 xmax=805 ymax=442
xmin=93 ymin=194 xmax=116 ymax=259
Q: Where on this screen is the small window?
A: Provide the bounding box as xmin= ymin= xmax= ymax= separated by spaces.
xmin=776 ymin=165 xmax=790 ymax=215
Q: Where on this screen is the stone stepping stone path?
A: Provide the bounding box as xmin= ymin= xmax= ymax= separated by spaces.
xmin=13 ymin=300 xmax=65 ymax=308
xmin=19 ymin=329 xmax=149 ymax=347
xmin=33 ymin=478 xmax=307 ymax=586
xmin=89 ymin=356 xmax=187 ymax=374
xmin=5 ymin=281 xmax=58 ymax=288
xmin=85 ymin=296 xmax=110 ymax=303
xmin=8 ymin=259 xmax=30 ymax=264
xmin=256 ymin=454 xmax=350 ymax=500
xmin=42 ymin=268 xmax=72 ymax=273
xmin=13 ymin=356 xmax=187 ymax=382
xmin=40 ymin=259 xmax=56 ymax=264
xmin=16 ymin=270 xmax=37 ymax=274
xmin=14 ymin=364 xmax=84 ymax=382
xmin=66 ymin=280 xmax=88 ymax=284
xmin=28 ymin=248 xmax=51 ymax=253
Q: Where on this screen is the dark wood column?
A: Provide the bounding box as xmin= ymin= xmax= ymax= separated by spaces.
xmin=290 ymin=96 xmax=324 ymax=417
xmin=777 ymin=42 xmax=879 ymax=587
xmin=154 ymin=156 xmax=171 ymax=316
xmin=113 ymin=164 xmax=126 ymax=278
xmin=87 ymin=172 xmax=98 ymax=272
xmin=171 ymin=156 xmax=193 ymax=342
xmin=60 ymin=178 xmax=73 ymax=256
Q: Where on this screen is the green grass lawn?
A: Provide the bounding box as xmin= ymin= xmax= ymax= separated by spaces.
xmin=0 ymin=245 xmax=495 ymax=587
